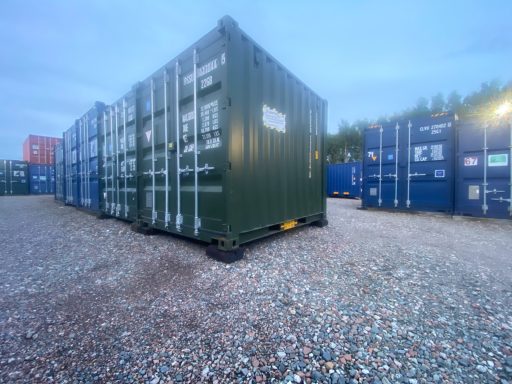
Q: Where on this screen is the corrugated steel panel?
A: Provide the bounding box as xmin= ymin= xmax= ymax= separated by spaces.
xmin=362 ymin=113 xmax=456 ymax=212
xmin=23 ymin=135 xmax=62 ymax=165
xmin=455 ymin=118 xmax=511 ymax=219
xmin=54 ymin=142 xmax=65 ymax=201
xmin=29 ymin=164 xmax=55 ymax=194
xmin=98 ymin=16 xmax=327 ymax=251
xmin=99 ymin=90 xmax=138 ymax=221
xmin=0 ymin=160 xmax=29 ymax=195
xmin=327 ymin=162 xmax=361 ymax=198
xmin=77 ymin=102 xmax=105 ymax=212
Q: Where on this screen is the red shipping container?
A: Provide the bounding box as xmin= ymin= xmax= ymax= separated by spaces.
xmin=23 ymin=135 xmax=62 ymax=165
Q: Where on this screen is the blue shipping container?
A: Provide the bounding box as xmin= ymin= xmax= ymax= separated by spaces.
xmin=327 ymin=162 xmax=361 ymax=198
xmin=64 ymin=121 xmax=79 ymax=205
xmin=54 ymin=142 xmax=65 ymax=202
xmin=77 ymin=102 xmax=105 ymax=212
xmin=362 ymin=113 xmax=456 ymax=212
xmin=455 ymin=118 xmax=511 ymax=219
xmin=29 ymin=164 xmax=55 ymax=194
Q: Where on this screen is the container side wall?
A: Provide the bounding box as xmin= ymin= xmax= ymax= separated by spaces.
xmin=226 ymin=20 xmax=327 ymax=240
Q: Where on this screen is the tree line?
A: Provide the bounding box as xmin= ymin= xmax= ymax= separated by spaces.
xmin=327 ymin=80 xmax=512 ymax=164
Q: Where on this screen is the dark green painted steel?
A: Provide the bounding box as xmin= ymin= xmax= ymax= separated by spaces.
xmin=99 ymin=89 xmax=138 ymax=221
xmin=128 ymin=16 xmax=327 ymax=249
xmin=0 ymin=160 xmax=29 ymax=196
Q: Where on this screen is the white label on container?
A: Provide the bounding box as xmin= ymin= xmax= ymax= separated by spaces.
xmin=263 ymin=105 xmax=286 ymax=133
xmin=488 ymin=154 xmax=508 ymax=167
xmin=464 ymin=156 xmax=478 ymax=166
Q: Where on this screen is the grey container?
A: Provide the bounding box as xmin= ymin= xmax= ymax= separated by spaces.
xmin=0 ymin=160 xmax=29 ymax=196
xmin=121 ymin=15 xmax=328 ymax=257
xmin=54 ymin=142 xmax=65 ymax=201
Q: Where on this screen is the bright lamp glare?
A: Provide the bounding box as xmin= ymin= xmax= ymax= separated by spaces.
xmin=495 ymin=101 xmax=512 ymax=117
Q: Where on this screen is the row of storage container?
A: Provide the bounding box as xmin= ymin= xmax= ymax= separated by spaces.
xmin=0 ymin=160 xmax=55 ymax=195
xmin=362 ymin=113 xmax=512 ymax=219
xmin=53 ymin=16 xmax=328 ymax=259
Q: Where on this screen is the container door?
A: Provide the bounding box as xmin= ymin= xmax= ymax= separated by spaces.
xmin=456 ymin=120 xmax=511 ymax=219
xmin=363 ymin=123 xmax=400 ymax=208
xmin=137 ymin=45 xmax=227 ymax=237
xmin=405 ymin=116 xmax=454 ymax=212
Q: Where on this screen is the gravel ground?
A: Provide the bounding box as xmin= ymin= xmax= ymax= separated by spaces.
xmin=1 ymin=195 xmax=511 ymax=384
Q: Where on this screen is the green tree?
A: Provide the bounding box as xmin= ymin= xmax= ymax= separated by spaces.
xmin=446 ymin=91 xmax=462 ymax=113
xmin=430 ymin=92 xmax=445 ymax=113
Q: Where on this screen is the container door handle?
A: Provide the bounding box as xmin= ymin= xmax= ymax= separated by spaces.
xmin=115 ymin=104 xmax=121 ymax=216
xmin=394 ymin=122 xmax=399 ymax=207
xmin=378 ymin=126 xmax=383 ymax=206
xmin=103 ymin=113 xmax=109 ymax=212
xmin=482 ymin=124 xmax=489 ymax=214
xmin=150 ymin=78 xmax=157 ymax=224
xmin=163 ymin=69 xmax=171 ymax=227
xmin=175 ymin=61 xmax=183 ymax=231
xmin=406 ymin=120 xmax=412 ymax=208
xmin=193 ymin=49 xmax=200 ymax=236
xmin=123 ymin=98 xmax=128 ymax=218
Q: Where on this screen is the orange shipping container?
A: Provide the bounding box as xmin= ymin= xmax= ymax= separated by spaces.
xmin=22 ymin=135 xmax=62 ymax=165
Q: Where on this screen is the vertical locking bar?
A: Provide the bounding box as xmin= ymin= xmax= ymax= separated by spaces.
xmin=308 ymin=107 xmax=312 ymax=179
xmin=80 ymin=119 xmax=84 ymax=206
xmin=151 ymin=78 xmax=157 ymax=224
xmin=115 ymin=104 xmax=120 ymax=215
xmin=103 ymin=112 xmax=109 ymax=212
xmin=86 ymin=115 xmax=90 ymax=206
xmin=9 ymin=160 xmax=12 ymax=194
xmin=482 ymin=124 xmax=488 ymax=215
xmin=394 ymin=122 xmax=399 ymax=207
xmin=193 ymin=49 xmax=200 ymax=236
xmin=84 ymin=116 xmax=88 ymax=206
xmin=406 ymin=120 xmax=412 ymax=208
xmin=123 ymin=99 xmax=128 ymax=217
xmin=378 ymin=126 xmax=383 ymax=207
xmin=110 ymin=107 xmax=115 ymax=214
xmin=175 ymin=61 xmax=183 ymax=231
xmin=164 ymin=69 xmax=170 ymax=227
xmin=3 ymin=160 xmax=6 ymax=194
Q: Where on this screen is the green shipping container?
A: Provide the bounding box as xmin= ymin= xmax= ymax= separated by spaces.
xmin=0 ymin=160 xmax=29 ymax=196
xmin=105 ymin=16 xmax=327 ymax=259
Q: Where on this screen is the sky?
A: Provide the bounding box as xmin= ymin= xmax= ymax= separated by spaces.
xmin=0 ymin=0 xmax=510 ymax=160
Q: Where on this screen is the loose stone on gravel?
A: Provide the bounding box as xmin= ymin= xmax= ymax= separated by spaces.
xmin=0 ymin=196 xmax=511 ymax=383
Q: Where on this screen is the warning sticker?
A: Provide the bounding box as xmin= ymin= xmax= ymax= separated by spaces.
xmin=464 ymin=156 xmax=478 ymax=166
xmin=488 ymin=154 xmax=508 ymax=167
